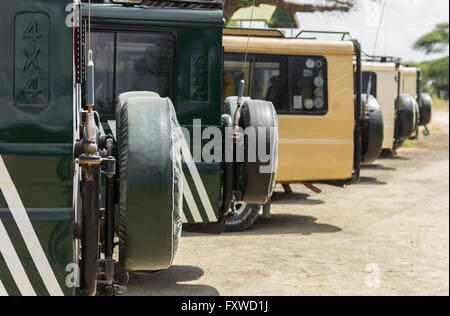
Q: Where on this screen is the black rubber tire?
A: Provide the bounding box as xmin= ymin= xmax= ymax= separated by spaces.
xmin=397 ymin=94 xmax=418 ymax=141
xmin=361 ymin=95 xmax=384 ymax=163
xmin=117 ymin=93 xmax=182 ymax=272
xmin=411 ymin=99 xmax=421 ymax=139
xmin=419 ymin=93 xmax=433 ymax=126
xmin=237 ymin=100 xmax=278 ymax=204
xmin=380 ymin=149 xmax=395 ymax=158
xmin=225 ymin=203 xmax=261 ymax=232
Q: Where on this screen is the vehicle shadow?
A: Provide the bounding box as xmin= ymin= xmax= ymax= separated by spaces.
xmin=227 ymin=214 xmax=342 ymax=236
xmin=378 ymin=155 xmax=411 ymax=161
xmin=271 ymin=191 xmax=325 ymax=205
xmin=126 ymin=265 xmax=220 ymax=296
xmin=361 ymin=164 xmax=396 ymax=171
xmin=358 ymin=176 xmax=387 ymax=185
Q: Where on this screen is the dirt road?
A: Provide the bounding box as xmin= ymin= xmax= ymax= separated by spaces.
xmin=127 ymin=111 xmax=449 ymax=296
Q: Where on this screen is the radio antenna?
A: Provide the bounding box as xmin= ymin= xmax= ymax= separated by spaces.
xmin=367 ymin=0 xmax=388 ymax=104
xmin=234 ymin=0 xmax=257 ymax=129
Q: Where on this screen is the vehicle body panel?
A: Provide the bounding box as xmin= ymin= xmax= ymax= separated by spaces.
xmin=399 ymin=66 xmax=418 ymax=98
xmin=223 ymin=35 xmax=355 ymax=182
xmin=0 ymin=0 xmax=75 ymax=296
xmin=362 ymin=62 xmax=397 ymax=151
xmin=86 ymin=4 xmax=224 ymax=223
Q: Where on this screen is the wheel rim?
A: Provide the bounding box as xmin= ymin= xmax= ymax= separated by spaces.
xmin=233 ymin=202 xmax=248 ymax=216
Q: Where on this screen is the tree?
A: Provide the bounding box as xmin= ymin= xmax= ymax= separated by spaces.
xmin=413 ymin=22 xmax=449 ymax=54
xmin=412 ymin=22 xmax=449 ymax=100
xmin=224 ymin=0 xmax=373 ymax=22
xmin=426 ymin=56 xmax=449 ymax=99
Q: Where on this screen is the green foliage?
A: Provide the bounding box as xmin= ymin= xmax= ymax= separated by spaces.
xmin=427 ymin=56 xmax=449 ymax=99
xmin=411 ymin=23 xmax=449 ymax=100
xmin=408 ymin=56 xmax=449 ymax=100
xmin=413 ymin=22 xmax=449 ymax=54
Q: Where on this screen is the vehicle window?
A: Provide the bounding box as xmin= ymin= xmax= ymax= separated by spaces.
xmin=223 ymin=53 xmax=327 ymax=115
xmin=91 ymin=31 xmax=175 ymax=117
xmin=91 ymin=32 xmax=115 ymax=115
xmin=116 ymin=33 xmax=174 ymax=99
xmin=223 ymin=53 xmax=289 ymax=112
xmin=223 ymin=58 xmax=250 ymax=104
xmin=251 ymin=56 xmax=289 ymax=112
xmin=361 ymin=71 xmax=377 ymax=98
xmin=289 ymin=56 xmax=328 ymax=115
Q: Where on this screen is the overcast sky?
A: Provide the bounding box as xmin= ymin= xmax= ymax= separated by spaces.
xmin=293 ymin=0 xmax=449 ymax=62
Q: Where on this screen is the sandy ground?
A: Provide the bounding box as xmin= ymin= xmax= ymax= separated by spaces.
xmin=127 ymin=110 xmax=449 ymax=296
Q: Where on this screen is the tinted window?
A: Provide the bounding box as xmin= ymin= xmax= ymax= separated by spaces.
xmin=223 ymin=57 xmax=250 ymax=103
xmin=361 ymin=71 xmax=377 ymax=98
xmin=91 ymin=32 xmax=115 ymax=115
xmin=251 ymin=56 xmax=289 ymax=112
xmin=223 ymin=53 xmax=328 ymax=115
xmin=289 ymin=56 xmax=328 ymax=114
xmin=91 ymin=31 xmax=175 ymax=117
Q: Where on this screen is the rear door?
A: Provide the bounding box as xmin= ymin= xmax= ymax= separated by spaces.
xmin=0 ymin=0 xmax=75 ymax=296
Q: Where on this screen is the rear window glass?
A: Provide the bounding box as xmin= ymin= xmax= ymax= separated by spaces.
xmin=224 ymin=53 xmax=328 ymax=115
xmin=360 ymin=71 xmax=377 ymax=98
xmin=91 ymin=31 xmax=175 ymax=118
xmin=289 ymin=56 xmax=328 ymax=114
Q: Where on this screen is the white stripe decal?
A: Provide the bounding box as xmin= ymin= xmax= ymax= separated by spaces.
xmin=178 ymin=130 xmax=218 ymax=222
xmin=0 ymin=157 xmax=64 ymax=296
xmin=107 ymin=120 xmax=117 ymax=140
xmin=99 ymin=122 xmax=106 ymax=137
xmin=0 ymin=279 xmax=7 ymax=296
xmin=279 ymin=138 xmax=354 ymax=145
xmin=0 ymin=219 xmax=36 ymax=296
xmin=181 ymin=174 xmax=203 ymax=223
xmin=181 ymin=211 xmax=188 ymax=224
xmin=107 ymin=119 xmax=216 ymax=223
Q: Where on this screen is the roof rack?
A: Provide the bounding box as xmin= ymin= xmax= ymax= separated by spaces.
xmin=296 ymin=30 xmax=351 ymax=41
xmin=223 ymin=27 xmax=286 ymax=38
xmin=362 ymin=55 xmax=401 ymax=64
xmin=85 ymin=0 xmax=224 ymax=9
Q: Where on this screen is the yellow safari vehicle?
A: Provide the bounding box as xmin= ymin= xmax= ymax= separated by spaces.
xmin=398 ymin=66 xmax=433 ymax=138
xmin=361 ymin=58 xmax=431 ymax=155
xmin=222 ymin=29 xmax=384 ymax=231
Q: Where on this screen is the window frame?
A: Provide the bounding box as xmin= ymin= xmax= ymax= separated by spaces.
xmin=361 ymin=71 xmax=377 ymax=99
xmin=90 ymin=26 xmax=178 ymax=120
xmin=224 ymin=52 xmax=329 ymax=116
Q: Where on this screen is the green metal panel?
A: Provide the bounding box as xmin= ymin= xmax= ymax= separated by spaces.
xmin=0 ymin=0 xmax=74 ymax=296
xmin=88 ymin=4 xmax=224 ymax=223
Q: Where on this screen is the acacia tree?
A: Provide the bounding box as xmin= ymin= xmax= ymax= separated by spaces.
xmin=223 ymin=0 xmax=370 ymax=22
xmin=414 ymin=22 xmax=449 ymax=54
xmin=413 ymin=22 xmax=449 ymax=99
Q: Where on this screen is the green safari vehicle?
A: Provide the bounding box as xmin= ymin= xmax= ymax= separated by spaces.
xmin=0 ymin=0 xmax=278 ymax=296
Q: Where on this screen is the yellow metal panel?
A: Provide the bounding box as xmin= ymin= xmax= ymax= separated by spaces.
xmin=230 ymin=4 xmax=277 ymax=24
xmin=223 ymin=36 xmax=355 ymax=56
xmin=362 ymin=62 xmax=397 ymax=150
xmin=277 ymin=52 xmax=355 ymax=182
xmin=399 ymin=66 xmax=418 ymax=97
xmin=223 ymin=36 xmax=355 ymax=183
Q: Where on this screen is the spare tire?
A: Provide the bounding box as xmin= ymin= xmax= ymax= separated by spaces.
xmin=117 ymin=93 xmax=182 ymax=272
xmin=360 ymin=94 xmax=384 ymax=163
xmin=419 ymin=93 xmax=433 ymax=126
xmin=396 ymin=94 xmax=418 ymax=141
xmin=224 ymin=97 xmax=278 ymax=204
